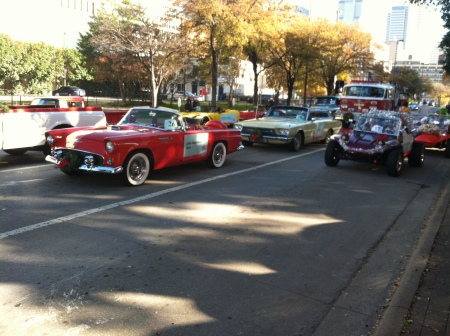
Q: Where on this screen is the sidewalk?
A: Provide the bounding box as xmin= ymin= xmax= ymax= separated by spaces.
xmin=374 ymin=179 xmax=450 ymax=336
xmin=401 ymin=197 xmax=450 ymax=335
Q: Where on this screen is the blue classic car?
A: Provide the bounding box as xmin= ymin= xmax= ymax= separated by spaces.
xmin=309 ymin=96 xmax=341 ymax=118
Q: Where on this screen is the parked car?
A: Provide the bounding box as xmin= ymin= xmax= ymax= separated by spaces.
xmin=409 ymin=103 xmax=419 ymax=111
xmin=324 ymin=111 xmax=424 ymax=176
xmin=182 ymin=107 xmax=240 ymax=128
xmin=52 ymin=86 xmax=86 ymax=96
xmin=234 ymin=105 xmax=342 ymax=151
xmin=310 ymin=96 xmax=341 ymax=118
xmin=167 ymin=91 xmax=196 ymax=100
xmin=413 ymin=114 xmax=450 ymax=157
xmin=45 ymin=107 xmax=244 ymax=186
xmin=239 ymin=108 xmax=266 ymax=120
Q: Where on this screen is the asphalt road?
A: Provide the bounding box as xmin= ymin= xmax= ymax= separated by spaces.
xmin=1 ymin=143 xmax=449 ymax=336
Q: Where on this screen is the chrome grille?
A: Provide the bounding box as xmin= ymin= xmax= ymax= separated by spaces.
xmin=242 ymin=127 xmax=276 ymax=136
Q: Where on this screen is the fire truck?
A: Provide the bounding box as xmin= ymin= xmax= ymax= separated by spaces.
xmin=338 ymin=80 xmax=400 ymax=116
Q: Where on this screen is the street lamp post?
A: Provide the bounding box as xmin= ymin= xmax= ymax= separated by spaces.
xmin=393 ymin=39 xmax=404 ymax=85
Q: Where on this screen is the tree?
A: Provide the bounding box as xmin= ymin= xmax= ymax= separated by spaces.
xmin=390 ymin=67 xmax=430 ymax=98
xmin=240 ymin=1 xmax=291 ymax=106
xmin=408 ymin=0 xmax=447 ymax=6
xmin=19 ymin=43 xmax=64 ymax=94
xmin=314 ymin=20 xmax=374 ymax=95
xmin=370 ymin=62 xmax=390 ymax=83
xmin=86 ymin=0 xmax=187 ymax=106
xmin=175 ymin=0 xmax=261 ymax=108
xmin=430 ymin=82 xmax=450 ymax=105
xmin=268 ymin=18 xmax=322 ymax=105
xmin=0 ymin=34 xmax=21 ymax=94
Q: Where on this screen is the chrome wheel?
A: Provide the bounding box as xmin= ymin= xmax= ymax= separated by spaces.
xmin=207 ymin=142 xmax=226 ymax=168
xmin=288 ymin=133 xmax=302 ymax=152
xmin=122 ymin=152 xmax=150 ymax=186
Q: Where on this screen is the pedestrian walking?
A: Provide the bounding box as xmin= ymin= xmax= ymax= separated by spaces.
xmin=417 ymin=100 xmax=430 ymax=116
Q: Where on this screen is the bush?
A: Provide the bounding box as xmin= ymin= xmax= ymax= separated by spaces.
xmin=0 ymin=102 xmax=10 ymax=112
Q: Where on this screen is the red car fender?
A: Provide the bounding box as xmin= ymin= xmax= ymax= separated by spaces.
xmin=204 ymin=120 xmax=227 ymax=129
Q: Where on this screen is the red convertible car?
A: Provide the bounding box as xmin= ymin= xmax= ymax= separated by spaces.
xmin=45 ymin=107 xmax=244 ymax=186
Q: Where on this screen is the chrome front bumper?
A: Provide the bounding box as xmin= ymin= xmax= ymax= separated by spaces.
xmin=45 ymin=155 xmax=123 ymax=174
xmin=241 ymin=133 xmax=292 ymax=143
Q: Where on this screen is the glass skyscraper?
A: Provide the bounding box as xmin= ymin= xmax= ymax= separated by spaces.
xmin=338 ymin=0 xmax=363 ymax=24
xmin=386 ymin=6 xmax=408 ymax=42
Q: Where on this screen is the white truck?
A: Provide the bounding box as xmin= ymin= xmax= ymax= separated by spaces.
xmin=0 ymin=96 xmax=107 ymax=155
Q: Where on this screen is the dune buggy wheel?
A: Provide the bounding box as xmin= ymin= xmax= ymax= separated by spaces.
xmin=207 ymin=142 xmax=226 ymax=168
xmin=121 ymin=151 xmax=150 ymax=186
xmin=409 ymin=142 xmax=424 ymax=167
xmin=324 ymin=139 xmax=341 ymax=167
xmin=288 ymin=132 xmax=303 ymax=152
xmin=387 ymin=148 xmax=403 ymax=177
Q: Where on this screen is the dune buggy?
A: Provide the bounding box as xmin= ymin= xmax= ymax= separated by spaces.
xmin=325 ymin=111 xmax=424 ymax=176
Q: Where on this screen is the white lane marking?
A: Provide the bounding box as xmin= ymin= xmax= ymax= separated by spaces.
xmin=0 ymin=179 xmax=43 ymax=187
xmin=0 ymin=164 xmax=49 ymax=173
xmin=1 ymin=149 xmax=324 ymax=239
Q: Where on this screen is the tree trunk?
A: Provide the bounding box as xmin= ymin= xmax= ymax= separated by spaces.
xmin=252 ymin=61 xmax=259 ymax=108
xmin=327 ymin=76 xmax=334 ymax=95
xmin=210 ymin=29 xmax=218 ymax=108
xmin=249 ymin=51 xmax=259 ymax=107
xmin=286 ymin=75 xmax=295 ymax=106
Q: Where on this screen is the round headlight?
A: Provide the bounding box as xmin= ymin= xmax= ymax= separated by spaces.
xmin=47 ymin=135 xmax=54 ymax=145
xmin=105 ymin=141 xmax=114 ymax=153
xmin=234 ymin=124 xmax=243 ymax=131
xmin=279 ymin=129 xmax=289 ymax=136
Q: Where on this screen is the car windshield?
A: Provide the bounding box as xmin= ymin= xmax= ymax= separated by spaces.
xmin=119 ymin=108 xmax=182 ymax=130
xmin=342 ymin=86 xmax=385 ymax=98
xmin=313 ymin=97 xmax=336 ymax=106
xmin=355 ymin=116 xmax=401 ymax=135
xmin=31 ymin=98 xmax=58 ymax=105
xmin=415 ymin=115 xmax=450 ymax=130
xmin=266 ymin=107 xmax=308 ymax=120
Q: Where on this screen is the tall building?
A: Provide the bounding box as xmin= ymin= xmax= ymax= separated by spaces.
xmin=386 ymin=4 xmax=443 ymax=64
xmin=386 ymin=5 xmax=408 ymax=43
xmin=338 ymin=0 xmax=363 ymax=24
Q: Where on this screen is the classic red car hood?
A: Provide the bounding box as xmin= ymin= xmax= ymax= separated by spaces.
xmin=67 ymin=125 xmax=163 ymax=142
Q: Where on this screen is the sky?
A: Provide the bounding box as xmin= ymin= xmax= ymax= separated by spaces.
xmin=0 ymin=0 xmax=446 ymax=63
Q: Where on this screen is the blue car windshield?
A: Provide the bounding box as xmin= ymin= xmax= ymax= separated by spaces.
xmin=120 ymin=108 xmax=182 ymax=130
xmin=266 ymin=107 xmax=308 ymax=120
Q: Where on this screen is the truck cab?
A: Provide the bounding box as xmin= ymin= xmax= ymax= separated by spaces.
xmin=30 ymin=96 xmax=86 ymax=108
xmin=338 ymin=81 xmax=399 ymax=117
